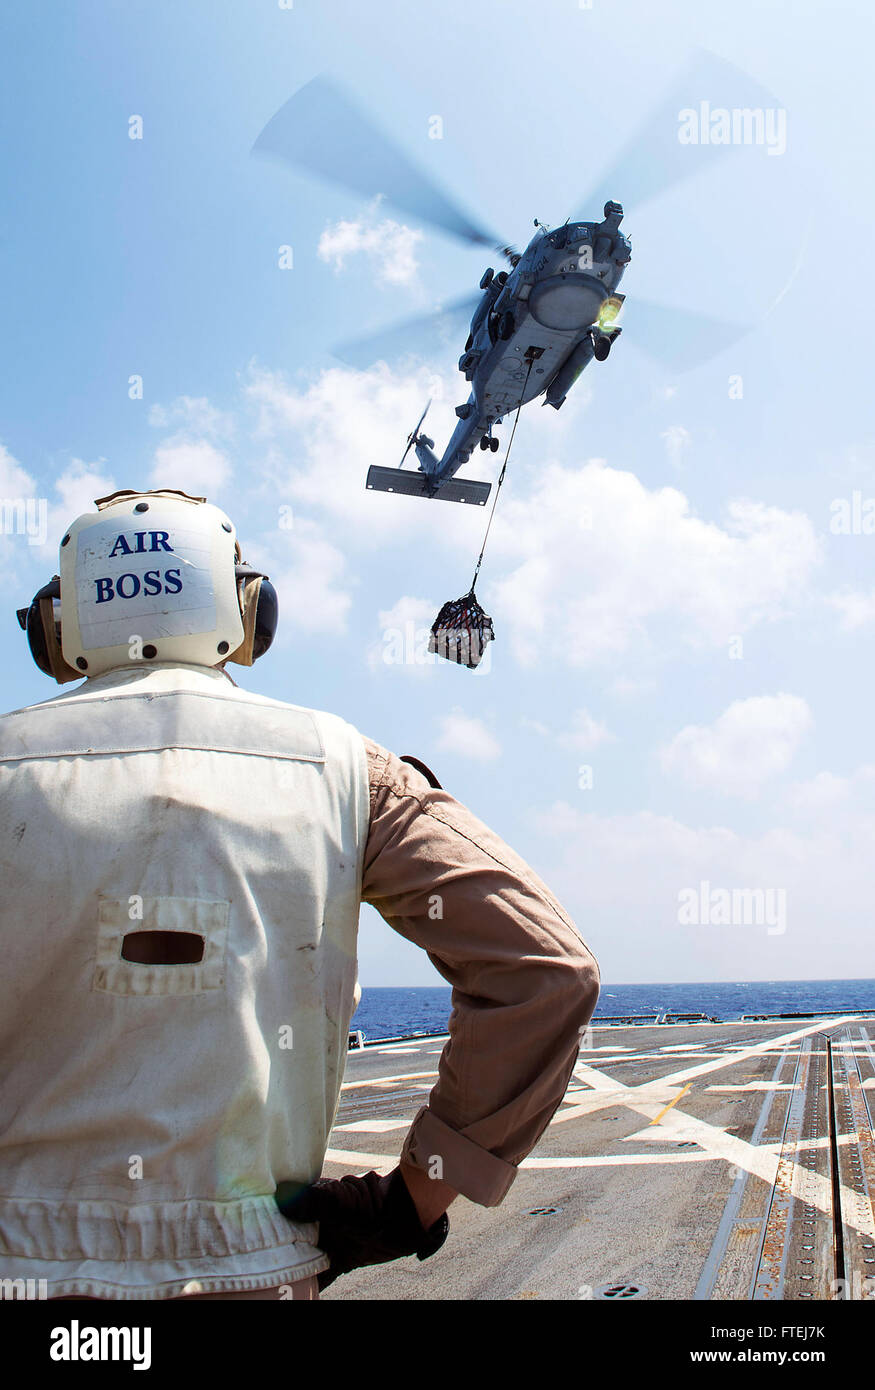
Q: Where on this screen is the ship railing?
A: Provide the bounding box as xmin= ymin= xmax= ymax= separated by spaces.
xmin=740 ymin=1008 xmax=875 ymax=1021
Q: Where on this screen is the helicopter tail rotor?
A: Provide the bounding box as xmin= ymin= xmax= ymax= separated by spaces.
xmin=366 ymin=398 xmax=491 ymax=504
xmin=398 ymin=400 xmax=432 ymax=468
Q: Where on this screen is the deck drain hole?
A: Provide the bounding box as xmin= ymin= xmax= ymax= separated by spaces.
xmin=593 ymin=1282 xmax=647 ymax=1300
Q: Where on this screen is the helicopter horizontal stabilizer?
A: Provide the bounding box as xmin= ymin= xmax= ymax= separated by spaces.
xmin=366 ymin=466 xmax=491 ymax=506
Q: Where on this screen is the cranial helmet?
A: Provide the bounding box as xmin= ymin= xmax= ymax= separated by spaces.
xmin=16 ymin=488 xmax=279 ymax=684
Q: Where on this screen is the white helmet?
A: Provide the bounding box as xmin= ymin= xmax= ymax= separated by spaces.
xmin=17 ymin=489 xmax=277 ymax=684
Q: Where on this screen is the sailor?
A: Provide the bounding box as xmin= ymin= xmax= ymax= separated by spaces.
xmin=1 ymin=487 xmax=599 ymax=1301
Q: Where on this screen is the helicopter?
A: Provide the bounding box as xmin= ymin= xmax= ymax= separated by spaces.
xmin=252 ymin=57 xmax=778 ymax=507
xmin=374 ymin=203 xmax=632 ymax=504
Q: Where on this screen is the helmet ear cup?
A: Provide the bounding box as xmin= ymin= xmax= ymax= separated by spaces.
xmin=251 ymin=577 xmax=278 ymax=660
xmin=17 ymin=577 xmax=81 ymax=683
xmin=227 ymin=566 xmax=278 ymax=665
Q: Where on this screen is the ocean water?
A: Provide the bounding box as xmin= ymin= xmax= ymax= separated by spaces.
xmin=351 ymin=979 xmax=875 ymax=1041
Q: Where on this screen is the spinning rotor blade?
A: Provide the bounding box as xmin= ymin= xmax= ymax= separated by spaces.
xmin=624 ymin=297 xmax=746 ymax=370
xmin=254 ymin=76 xmax=498 ymax=248
xmin=334 ymin=293 xmax=481 ymax=368
xmin=573 ymin=48 xmax=784 ymax=218
xmin=399 ymin=401 xmax=431 ymax=467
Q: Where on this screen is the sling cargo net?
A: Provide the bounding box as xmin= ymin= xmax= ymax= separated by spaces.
xmin=429 ymin=591 xmax=494 ymax=669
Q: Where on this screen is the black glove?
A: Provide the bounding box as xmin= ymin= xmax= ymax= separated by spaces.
xmin=275 ymin=1167 xmax=449 ymax=1291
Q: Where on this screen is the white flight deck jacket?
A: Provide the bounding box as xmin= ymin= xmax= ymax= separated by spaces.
xmin=0 ymin=661 xmax=369 ymax=1298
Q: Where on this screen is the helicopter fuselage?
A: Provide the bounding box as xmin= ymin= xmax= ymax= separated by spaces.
xmin=414 ymin=204 xmax=631 ymax=493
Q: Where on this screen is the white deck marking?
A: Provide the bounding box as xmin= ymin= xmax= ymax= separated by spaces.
xmin=561 ymin=1018 xmax=870 ymax=1235
xmin=521 ymin=1152 xmax=718 ymax=1168
xmin=572 ymin=1052 xmax=677 ymax=1065
xmin=329 ymin=1016 xmax=872 ymax=1224
xmin=341 ymin=1070 xmax=438 ymax=1090
xmin=323 ymin=1147 xmax=397 ymax=1172
xmin=657 ymin=1018 xmax=860 ymax=1087
xmin=323 ymin=1145 xmax=720 ymax=1171
xmin=707 ymin=1082 xmax=795 ymax=1092
xmin=333 ymin=1118 xmax=413 ymax=1133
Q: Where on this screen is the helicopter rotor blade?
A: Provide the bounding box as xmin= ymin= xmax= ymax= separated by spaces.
xmin=623 ymin=296 xmax=747 ymax=370
xmin=333 ymin=293 xmax=481 ymax=369
xmin=254 ymin=76 xmax=499 ymax=248
xmin=399 ymin=400 xmax=431 ymax=467
xmin=572 ymin=48 xmax=784 ymax=218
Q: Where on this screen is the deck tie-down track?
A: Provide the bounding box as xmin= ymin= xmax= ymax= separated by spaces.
xmin=743 ymin=1026 xmax=875 ymax=1299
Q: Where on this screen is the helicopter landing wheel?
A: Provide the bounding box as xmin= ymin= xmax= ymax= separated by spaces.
xmin=479 ymin=436 xmax=490 ymax=451
xmin=489 ymin=437 xmax=499 ymax=452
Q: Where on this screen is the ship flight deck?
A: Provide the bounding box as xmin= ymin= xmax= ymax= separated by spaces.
xmin=321 ymin=1016 xmax=875 ymax=1301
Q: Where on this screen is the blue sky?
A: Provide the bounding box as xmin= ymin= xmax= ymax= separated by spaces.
xmin=2 ymin=0 xmax=875 ymax=986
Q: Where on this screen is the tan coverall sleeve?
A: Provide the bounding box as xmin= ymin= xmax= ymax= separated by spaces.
xmin=359 ymin=736 xmax=600 ymax=1207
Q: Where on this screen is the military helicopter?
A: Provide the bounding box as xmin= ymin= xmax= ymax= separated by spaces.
xmin=253 ymin=78 xmax=634 ymax=505
xmin=362 ymin=201 xmax=631 ymax=504
xmin=252 ymin=56 xmax=779 ymax=506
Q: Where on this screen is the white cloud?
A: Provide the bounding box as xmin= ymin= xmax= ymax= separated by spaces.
xmin=238 ymin=376 xmax=822 ymax=675
xmin=318 ymin=212 xmax=424 ymax=288
xmin=487 ymin=460 xmax=820 ymax=668
xmin=146 ymin=393 xmax=234 ymax=498
xmin=529 ymin=796 xmax=875 ymax=982
xmin=608 ymin=674 xmax=657 ymax=699
xmin=659 ymin=693 xmax=813 ymax=797
xmin=0 ymin=442 xmax=36 ymax=498
xmin=556 ymin=708 xmax=615 ymax=752
xmin=826 ymin=587 xmax=875 ymax=631
xmin=366 ymin=594 xmax=440 ymax=675
xmin=786 ymin=770 xmax=851 ymax=811
xmin=436 ymin=707 xmax=501 ymax=762
xmin=519 ymin=710 xmax=613 ymax=750
xmin=265 ymin=517 xmax=353 ymax=636
xmin=148 ymin=396 xmax=234 ymax=439
xmin=40 ymin=459 xmax=118 ymax=556
xmin=661 ymin=423 xmax=691 ymax=469
xmin=519 ymin=716 xmax=551 ymax=737
xmin=242 ymin=361 xmax=485 ymax=547
xmin=786 ymin=764 xmax=875 ymax=813
xmin=148 ymin=440 xmax=231 ymax=497
xmin=375 ymin=595 xmax=436 ymax=633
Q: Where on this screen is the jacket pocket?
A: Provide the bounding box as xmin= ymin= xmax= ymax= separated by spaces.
xmin=92 ymin=896 xmax=230 ymax=995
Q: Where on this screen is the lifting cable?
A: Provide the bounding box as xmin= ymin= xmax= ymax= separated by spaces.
xmin=428 ymin=357 xmax=534 ymax=669
xmin=469 ymin=355 xmax=534 ymax=594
